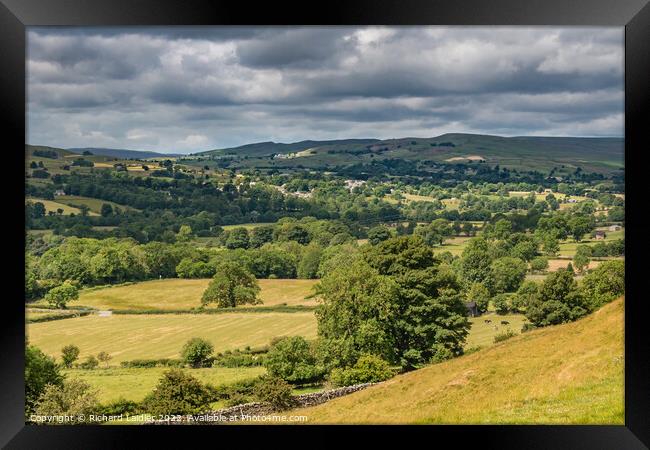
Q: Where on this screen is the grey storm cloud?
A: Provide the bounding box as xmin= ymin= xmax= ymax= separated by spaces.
xmin=27 ymin=26 xmax=623 ymax=152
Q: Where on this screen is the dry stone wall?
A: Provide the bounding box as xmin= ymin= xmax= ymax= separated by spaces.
xmin=151 ymin=382 xmax=376 ymax=425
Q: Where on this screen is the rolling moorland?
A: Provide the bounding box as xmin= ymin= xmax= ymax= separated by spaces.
xmin=24 ymin=133 xmax=625 ymax=424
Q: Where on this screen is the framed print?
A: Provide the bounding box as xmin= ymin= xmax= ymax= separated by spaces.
xmin=1 ymin=0 xmax=648 ymax=447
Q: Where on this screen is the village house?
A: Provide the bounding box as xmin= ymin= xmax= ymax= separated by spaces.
xmin=53 ymin=189 xmax=66 ymax=196
xmin=609 ymin=224 xmax=622 ymax=232
xmin=594 ymin=230 xmax=607 ymax=240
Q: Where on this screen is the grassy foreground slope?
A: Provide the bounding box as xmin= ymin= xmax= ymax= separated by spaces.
xmin=296 ymin=297 xmax=624 ymax=424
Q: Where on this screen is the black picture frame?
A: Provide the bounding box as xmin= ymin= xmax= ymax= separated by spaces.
xmin=1 ymin=0 xmax=648 ymax=447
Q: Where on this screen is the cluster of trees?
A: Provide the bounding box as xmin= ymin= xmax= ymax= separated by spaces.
xmin=513 ymin=260 xmax=625 ymax=327
xmin=216 ymin=217 xmax=357 ymax=250
xmin=26 ymin=234 xmax=366 ymax=304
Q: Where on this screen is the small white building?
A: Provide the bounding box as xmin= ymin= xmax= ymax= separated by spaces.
xmin=609 ymin=225 xmax=622 ymax=232
xmin=54 ymin=189 xmax=66 ymax=196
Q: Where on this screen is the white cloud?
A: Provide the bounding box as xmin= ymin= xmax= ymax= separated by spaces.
xmin=26 ymin=26 xmax=624 ymax=151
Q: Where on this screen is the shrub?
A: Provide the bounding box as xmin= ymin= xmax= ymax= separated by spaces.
xmin=79 ymin=355 xmax=99 ymax=370
xmin=120 ymin=358 xmax=184 ymax=368
xmin=211 ymin=378 xmax=259 ymax=404
xmin=97 ymin=351 xmax=112 ymax=368
xmin=493 ymin=329 xmax=517 ymax=343
xmin=25 ymin=345 xmax=64 ymax=416
xmin=98 ymin=397 xmax=140 ymax=416
xmin=141 ymin=369 xmax=212 ymax=415
xmin=225 ymin=392 xmax=252 ymax=407
xmin=463 ymin=346 xmax=483 ymax=356
xmin=212 ymin=351 xmax=263 ymax=368
xmin=329 ymin=354 xmax=395 ymax=387
xmin=61 ymin=344 xmax=80 ymax=368
xmin=264 ymin=336 xmax=325 ymax=384
xmin=34 ymin=379 xmax=100 ymax=424
xmin=530 ymin=256 xmax=549 ymax=273
xmin=181 ymin=338 xmax=214 ymax=368
xmin=521 ymin=323 xmax=537 ymax=333
xmin=253 ymin=376 xmax=296 ymax=410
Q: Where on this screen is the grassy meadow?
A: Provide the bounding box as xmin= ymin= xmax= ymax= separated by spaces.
xmin=465 ymin=313 xmax=528 ymax=348
xmin=66 ymin=366 xmax=266 ymax=403
xmin=292 ymin=297 xmax=624 ymax=424
xmin=71 ymin=278 xmax=318 ymax=311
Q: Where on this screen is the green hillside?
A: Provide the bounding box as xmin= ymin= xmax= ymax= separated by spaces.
xmin=208 ymin=133 xmax=623 ymax=174
xmin=294 ymin=297 xmax=624 ymax=424
xmin=195 ymin=139 xmax=380 ymax=157
xmin=67 ymin=147 xmax=183 ymax=159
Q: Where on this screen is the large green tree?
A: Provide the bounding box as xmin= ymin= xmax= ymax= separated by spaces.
xmin=317 ymin=236 xmax=470 ymax=370
xmin=45 ymin=281 xmax=79 ymax=309
xmin=201 ymin=262 xmax=261 ymax=308
xmin=489 ymin=257 xmax=527 ymax=294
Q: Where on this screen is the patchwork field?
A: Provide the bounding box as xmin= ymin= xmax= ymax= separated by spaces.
xmin=65 ymin=367 xmax=266 ymax=403
xmin=55 ymin=195 xmax=139 ymax=214
xmin=294 ymin=297 xmax=624 ymax=424
xmin=72 ymin=278 xmax=318 ymax=311
xmin=27 ymin=312 xmax=318 ymax=364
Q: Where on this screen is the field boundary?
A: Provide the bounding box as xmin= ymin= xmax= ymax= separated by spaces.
xmin=26 ymin=311 xmax=92 ymax=323
xmin=110 ymin=305 xmax=317 ymax=315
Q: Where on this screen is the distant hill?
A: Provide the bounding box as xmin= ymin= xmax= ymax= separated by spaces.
xmin=294 ymin=297 xmax=624 ymax=424
xmin=26 ymin=145 xmax=78 ymax=159
xmin=67 ymin=148 xmax=183 ymax=159
xmin=30 ymin=133 xmax=625 ymax=174
xmin=193 ymin=133 xmax=623 ymax=174
xmin=194 ymin=139 xmax=380 ymax=158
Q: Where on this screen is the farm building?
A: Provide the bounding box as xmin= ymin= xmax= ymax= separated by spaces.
xmin=465 ymin=301 xmax=479 ymax=317
xmin=609 ymin=225 xmax=622 ymax=231
xmin=594 ymin=230 xmax=607 ymax=240
xmin=53 ymin=189 xmax=66 ymax=196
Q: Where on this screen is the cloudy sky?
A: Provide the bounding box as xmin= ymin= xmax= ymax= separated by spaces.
xmin=27 ymin=26 xmax=624 ymax=154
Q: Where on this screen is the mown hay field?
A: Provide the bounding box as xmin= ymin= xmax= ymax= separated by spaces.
xmin=27 ymin=312 xmax=317 ymax=364
xmin=55 ymin=195 xmax=139 ymax=214
xmin=25 ymin=197 xmax=99 ymax=216
xmin=73 ymin=278 xmax=318 ymax=311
